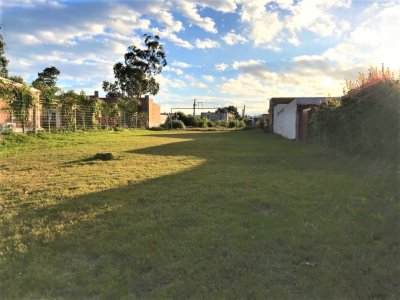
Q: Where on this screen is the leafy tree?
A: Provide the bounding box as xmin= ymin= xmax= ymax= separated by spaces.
xmin=215 ymin=106 xmax=240 ymax=119
xmin=0 ymin=80 xmax=35 ymax=133
xmin=117 ymin=98 xmax=139 ymax=127
xmin=76 ymin=91 xmax=91 ymax=130
xmin=32 ymin=66 xmax=60 ymax=87
xmin=0 ymin=27 xmax=8 ymax=78
xmin=32 ymin=67 xmax=61 ymax=131
xmin=103 ymin=34 xmax=167 ymax=99
xmin=59 ymin=90 xmax=80 ymax=130
xmin=99 ymin=100 xmax=121 ymax=129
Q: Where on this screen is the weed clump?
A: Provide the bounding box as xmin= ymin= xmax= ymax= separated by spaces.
xmin=92 ymin=153 xmax=114 ymax=161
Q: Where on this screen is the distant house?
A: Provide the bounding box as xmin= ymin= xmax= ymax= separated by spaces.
xmin=0 ymin=77 xmax=41 ymax=132
xmin=269 ymin=97 xmax=327 ymax=141
xmin=200 ymin=111 xmax=231 ymax=122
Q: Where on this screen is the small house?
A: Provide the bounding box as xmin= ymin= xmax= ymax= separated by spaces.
xmin=269 ymin=97 xmax=327 ymax=141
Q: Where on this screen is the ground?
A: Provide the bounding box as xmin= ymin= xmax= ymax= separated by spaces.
xmin=0 ymin=129 xmax=398 ymax=298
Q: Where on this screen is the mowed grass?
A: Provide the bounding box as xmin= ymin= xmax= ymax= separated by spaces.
xmin=0 ymin=129 xmax=398 ymax=298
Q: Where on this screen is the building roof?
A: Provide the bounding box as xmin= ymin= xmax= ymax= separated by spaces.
xmin=0 ymin=77 xmax=41 ymax=95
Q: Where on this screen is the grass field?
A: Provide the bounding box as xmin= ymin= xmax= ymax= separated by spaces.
xmin=0 ymin=129 xmax=398 ymax=298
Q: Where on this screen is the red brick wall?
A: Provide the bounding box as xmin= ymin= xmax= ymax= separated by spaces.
xmin=0 ymin=91 xmax=41 ymax=131
xmin=141 ymin=96 xmax=161 ymax=128
xmin=0 ymin=101 xmax=11 ymax=123
xmin=148 ymin=98 xmax=161 ymax=127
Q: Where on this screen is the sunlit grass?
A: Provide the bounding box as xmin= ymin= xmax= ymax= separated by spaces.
xmin=0 ymin=129 xmax=398 ymax=298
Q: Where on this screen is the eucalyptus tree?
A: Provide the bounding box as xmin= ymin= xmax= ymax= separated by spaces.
xmin=0 ymin=27 xmax=8 ymax=78
xmin=103 ymin=34 xmax=167 ymax=99
xmin=32 ymin=66 xmax=61 ymax=131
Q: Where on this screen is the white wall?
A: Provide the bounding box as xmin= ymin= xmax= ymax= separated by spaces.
xmin=273 ymin=100 xmax=297 ymax=139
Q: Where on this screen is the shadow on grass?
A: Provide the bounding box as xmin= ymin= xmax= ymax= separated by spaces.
xmin=1 ymin=130 xmax=398 ymax=298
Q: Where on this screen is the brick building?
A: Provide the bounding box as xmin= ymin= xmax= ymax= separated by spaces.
xmin=91 ymin=92 xmax=161 ymax=128
xmin=0 ymin=77 xmax=41 ymax=132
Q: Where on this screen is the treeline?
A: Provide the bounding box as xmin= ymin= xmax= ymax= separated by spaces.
xmin=308 ymin=66 xmax=399 ymax=160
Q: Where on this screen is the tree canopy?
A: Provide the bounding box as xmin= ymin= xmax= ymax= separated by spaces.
xmin=215 ymin=106 xmax=240 ymax=119
xmin=103 ymin=34 xmax=167 ymax=99
xmin=32 ymin=66 xmax=60 ymax=87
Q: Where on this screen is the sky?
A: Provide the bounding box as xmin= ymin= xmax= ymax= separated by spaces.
xmin=1 ymin=0 xmax=399 ymax=115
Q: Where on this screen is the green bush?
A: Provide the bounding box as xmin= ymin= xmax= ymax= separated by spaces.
xmin=176 ymin=112 xmax=189 ymax=125
xmin=185 ymin=116 xmax=198 ymax=127
xmin=308 ymin=80 xmax=400 ymax=160
xmin=171 ymin=120 xmax=186 ymax=129
xmin=215 ymin=120 xmax=228 ymax=127
xmin=207 ymin=121 xmax=214 ymax=127
xmin=197 ymin=118 xmax=210 ymax=128
xmin=228 ymin=121 xmax=236 ymax=128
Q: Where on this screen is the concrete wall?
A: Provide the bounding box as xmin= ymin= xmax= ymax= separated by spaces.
xmin=200 ymin=112 xmax=229 ymax=122
xmin=273 ymin=100 xmax=297 ymax=139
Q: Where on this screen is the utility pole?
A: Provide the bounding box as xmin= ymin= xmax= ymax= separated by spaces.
xmin=193 ymin=98 xmax=196 ymax=117
xmin=242 ymin=105 xmax=246 ymax=119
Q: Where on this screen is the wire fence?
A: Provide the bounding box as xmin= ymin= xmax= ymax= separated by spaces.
xmin=0 ymin=104 xmax=150 ymax=133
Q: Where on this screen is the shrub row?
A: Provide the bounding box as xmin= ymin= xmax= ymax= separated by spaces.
xmin=308 ymin=80 xmax=400 ymax=160
xmin=166 ymin=112 xmax=246 ymax=129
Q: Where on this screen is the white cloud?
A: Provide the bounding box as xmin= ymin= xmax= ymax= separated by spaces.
xmin=195 ymin=38 xmax=220 ymax=49
xmin=203 ymin=75 xmax=214 ymax=82
xmin=155 ymin=74 xmax=188 ymax=90
xmin=192 ymin=81 xmax=208 ymax=89
xmin=3 ymin=0 xmax=65 ymax=8
xmin=215 ymin=63 xmax=229 ymax=71
xmin=237 ymin=0 xmax=353 ymax=48
xmin=222 ymin=31 xmax=248 ymax=45
xmin=108 ymin=7 xmax=150 ymax=35
xmin=232 ymin=59 xmax=264 ymax=70
xmin=286 ymin=0 xmax=352 ymax=38
xmin=196 ymin=0 xmax=238 ymax=13
xmin=164 ymin=66 xmax=184 ymax=75
xmin=171 ymin=61 xmax=191 ymax=68
xmin=239 ymin=1 xmax=283 ymax=47
xmin=148 ymin=8 xmax=184 ymax=32
xmin=275 ymin=0 xmax=294 ymax=10
xmin=174 ymin=0 xmax=218 ymax=33
xmin=152 ymin=28 xmax=194 ymax=49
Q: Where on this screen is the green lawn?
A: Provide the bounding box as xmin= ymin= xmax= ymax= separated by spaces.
xmin=0 ymin=129 xmax=398 ymax=298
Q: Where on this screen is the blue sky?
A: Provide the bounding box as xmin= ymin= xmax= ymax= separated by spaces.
xmin=2 ymin=0 xmax=399 ymax=114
